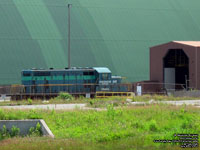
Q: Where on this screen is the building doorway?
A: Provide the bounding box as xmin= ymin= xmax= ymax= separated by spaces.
xmin=163 ymin=49 xmax=189 ymax=90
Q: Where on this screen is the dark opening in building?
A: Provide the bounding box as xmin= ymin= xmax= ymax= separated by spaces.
xmin=163 ymin=49 xmax=189 ymax=89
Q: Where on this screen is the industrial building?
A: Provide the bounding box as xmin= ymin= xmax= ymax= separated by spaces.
xmin=1 ymin=0 xmax=200 ymax=85
xmin=150 ymin=41 xmax=200 ymax=90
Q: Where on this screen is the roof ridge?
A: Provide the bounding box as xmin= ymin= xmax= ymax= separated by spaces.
xmin=173 ymin=41 xmax=200 ymax=47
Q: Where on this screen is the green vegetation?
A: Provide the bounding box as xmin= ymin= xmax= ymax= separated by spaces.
xmin=0 ymin=137 xmax=183 ymax=150
xmin=29 ymin=123 xmax=42 ymax=137
xmin=27 ymin=98 xmax=33 ymax=105
xmin=10 ymin=126 xmax=20 ymax=137
xmin=0 ymin=125 xmax=20 ymax=140
xmin=57 ymin=92 xmax=73 ymax=101
xmin=0 ymin=104 xmax=200 ymax=149
xmin=0 ymin=122 xmax=42 ymax=140
xmin=0 ymin=125 xmax=10 ymax=140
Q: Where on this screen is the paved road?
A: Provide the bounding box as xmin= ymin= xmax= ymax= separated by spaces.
xmin=0 ymin=104 xmax=86 ymax=110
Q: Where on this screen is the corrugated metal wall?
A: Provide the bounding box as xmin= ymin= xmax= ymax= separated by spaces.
xmin=1 ymin=0 xmax=200 ymax=84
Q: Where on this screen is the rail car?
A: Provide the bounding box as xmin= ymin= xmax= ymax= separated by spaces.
xmin=21 ymin=67 xmax=130 ymax=98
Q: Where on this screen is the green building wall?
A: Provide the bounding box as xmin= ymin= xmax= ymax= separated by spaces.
xmin=0 ymin=0 xmax=200 ymax=84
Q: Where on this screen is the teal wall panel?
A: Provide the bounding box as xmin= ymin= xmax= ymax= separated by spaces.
xmin=1 ymin=0 xmax=200 ymax=84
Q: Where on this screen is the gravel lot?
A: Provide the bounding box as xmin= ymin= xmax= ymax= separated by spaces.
xmin=1 ymin=100 xmax=200 ymax=110
xmin=131 ymin=100 xmax=200 ymax=106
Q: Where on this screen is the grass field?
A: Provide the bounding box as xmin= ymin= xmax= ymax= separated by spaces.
xmin=0 ymin=103 xmax=200 ymax=149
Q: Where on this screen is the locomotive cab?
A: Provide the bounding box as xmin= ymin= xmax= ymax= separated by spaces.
xmin=94 ymin=67 xmax=112 ymax=91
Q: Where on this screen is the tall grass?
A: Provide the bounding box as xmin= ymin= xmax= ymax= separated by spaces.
xmin=0 ymin=137 xmax=185 ymax=150
xmin=0 ymin=105 xmax=200 ymax=146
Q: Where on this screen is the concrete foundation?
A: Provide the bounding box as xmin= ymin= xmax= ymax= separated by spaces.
xmin=0 ymin=119 xmax=54 ymax=138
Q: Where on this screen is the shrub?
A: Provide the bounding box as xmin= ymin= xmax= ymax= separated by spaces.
xmin=28 ymin=98 xmax=32 ymax=105
xmin=148 ymin=120 xmax=159 ymax=132
xmin=0 ymin=125 xmax=10 ymax=139
xmin=29 ymin=123 xmax=42 ymax=136
xmin=10 ymin=125 xmax=20 ymax=137
xmin=0 ymin=125 xmax=20 ymax=140
xmin=27 ymin=110 xmax=41 ymax=119
xmin=57 ymin=92 xmax=73 ymax=100
xmin=89 ymin=100 xmax=94 ymax=106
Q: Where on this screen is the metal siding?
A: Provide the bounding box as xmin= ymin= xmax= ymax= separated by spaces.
xmin=150 ymin=42 xmax=198 ymax=89
xmin=1 ymin=0 xmax=200 ymax=84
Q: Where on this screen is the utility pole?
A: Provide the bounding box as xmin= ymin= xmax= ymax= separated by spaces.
xmin=68 ymin=4 xmax=72 ymax=69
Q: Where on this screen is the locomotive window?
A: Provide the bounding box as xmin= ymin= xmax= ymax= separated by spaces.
xmin=23 ymin=72 xmax=31 ymax=76
xmin=89 ymin=72 xmax=94 ymax=75
xmin=102 ymin=73 xmax=109 ymax=80
xmin=33 ymin=72 xmax=50 ymax=76
xmin=83 ymin=72 xmax=94 ymax=76
xmin=83 ymin=72 xmax=89 ymax=75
